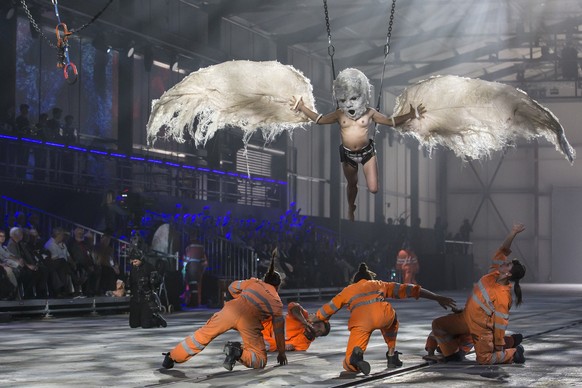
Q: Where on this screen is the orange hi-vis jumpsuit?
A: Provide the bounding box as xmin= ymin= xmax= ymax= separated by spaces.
xmin=263 ymin=302 xmax=314 ymax=351
xmin=168 ymin=278 xmax=285 ymax=369
xmin=396 ymin=250 xmax=419 ymax=284
xmin=316 ymin=279 xmax=421 ymax=372
xmin=432 ymin=248 xmax=517 ymax=364
xmin=425 ymin=330 xmax=517 ymax=354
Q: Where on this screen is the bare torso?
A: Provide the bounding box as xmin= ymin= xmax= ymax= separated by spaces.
xmin=337 ymin=108 xmax=375 ymax=150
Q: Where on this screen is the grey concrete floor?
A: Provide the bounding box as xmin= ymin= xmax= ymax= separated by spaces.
xmin=1 ymin=283 xmax=581 ymax=387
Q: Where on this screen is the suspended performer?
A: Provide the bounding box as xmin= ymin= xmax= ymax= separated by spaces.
xmin=161 ymin=258 xmax=287 ymax=371
xmin=262 ymin=301 xmax=331 ymax=352
xmin=431 ymin=223 xmax=527 ymax=365
xmin=314 ymin=262 xmax=455 ymax=375
xmin=291 ymin=68 xmax=426 ymax=221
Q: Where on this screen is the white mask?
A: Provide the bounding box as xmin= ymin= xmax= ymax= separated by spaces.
xmin=333 ymin=68 xmax=371 ymax=120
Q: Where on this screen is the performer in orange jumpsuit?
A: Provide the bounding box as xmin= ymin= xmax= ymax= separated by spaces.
xmin=162 ymin=259 xmax=288 ymax=371
xmin=315 ymin=263 xmax=456 ymax=375
xmin=262 ymin=302 xmax=331 ymax=351
xmin=424 ymin=326 xmax=523 ymax=359
xmin=431 ymin=223 xmax=527 ymax=365
xmin=396 ymin=248 xmax=419 ymax=284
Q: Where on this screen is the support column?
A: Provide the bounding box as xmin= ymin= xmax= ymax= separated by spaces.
xmin=0 ymin=13 xmax=17 ymax=126
xmin=410 ymin=145 xmax=419 ymax=227
xmin=117 ymin=54 xmax=133 ymax=154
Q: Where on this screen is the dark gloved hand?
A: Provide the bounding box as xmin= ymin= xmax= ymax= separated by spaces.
xmin=511 ymin=333 xmax=523 ymax=347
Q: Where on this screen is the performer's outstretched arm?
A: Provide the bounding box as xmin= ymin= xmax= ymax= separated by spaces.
xmin=290 ymin=96 xmax=338 ymax=125
xmin=372 ymin=103 xmax=426 ymax=127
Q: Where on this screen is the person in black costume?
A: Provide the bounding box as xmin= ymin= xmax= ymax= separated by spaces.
xmin=128 ymin=248 xmax=167 ymax=329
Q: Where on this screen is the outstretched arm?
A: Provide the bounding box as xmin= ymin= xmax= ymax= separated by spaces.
xmin=372 ymin=103 xmax=427 ymax=127
xmin=290 ymin=304 xmax=315 ymax=338
xmin=419 ymin=288 xmax=456 ymax=310
xmin=290 ymin=96 xmax=338 ymax=125
xmin=499 ymin=223 xmax=525 ymax=252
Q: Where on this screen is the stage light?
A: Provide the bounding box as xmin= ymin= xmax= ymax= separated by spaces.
xmin=126 ymin=40 xmax=136 ymax=58
xmin=170 ymin=53 xmax=180 ymax=72
xmin=5 ymin=7 xmax=15 ymax=20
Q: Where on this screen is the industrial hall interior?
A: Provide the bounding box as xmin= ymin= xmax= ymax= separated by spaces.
xmin=1 ymin=0 xmax=581 ymax=387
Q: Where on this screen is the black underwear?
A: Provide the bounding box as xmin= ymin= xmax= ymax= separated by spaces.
xmin=339 ymin=139 xmax=376 ymax=168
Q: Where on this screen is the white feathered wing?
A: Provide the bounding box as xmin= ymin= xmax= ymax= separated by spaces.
xmin=393 ymin=75 xmax=575 ymax=164
xmin=146 ymin=60 xmax=316 ymax=147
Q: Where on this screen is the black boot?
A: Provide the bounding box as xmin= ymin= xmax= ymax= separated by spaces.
xmin=513 ymin=344 xmax=525 ymax=364
xmin=510 ymin=333 xmax=523 ymax=348
xmin=444 ymin=351 xmax=464 ymax=362
xmin=223 ymin=341 xmax=242 ymax=371
xmin=349 ymin=346 xmax=371 ymax=375
xmin=154 ymin=313 xmax=167 ymax=328
xmin=162 ymin=352 xmax=175 ymax=369
xmin=386 ymin=350 xmax=403 ymax=368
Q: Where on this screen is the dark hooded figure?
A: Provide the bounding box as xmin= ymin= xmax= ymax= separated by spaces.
xmin=128 ymin=249 xmax=167 ymax=329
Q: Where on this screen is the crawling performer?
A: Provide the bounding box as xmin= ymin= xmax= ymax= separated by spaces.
xmin=161 ymin=258 xmax=287 ymax=371
xmin=315 ymin=263 xmax=455 ymax=375
xmin=291 ymin=68 xmax=426 ymax=221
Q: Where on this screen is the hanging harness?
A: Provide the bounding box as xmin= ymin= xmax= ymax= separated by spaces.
xmin=20 ymin=0 xmax=115 ymax=84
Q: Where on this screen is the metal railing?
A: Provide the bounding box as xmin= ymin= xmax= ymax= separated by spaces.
xmin=0 ymin=135 xmax=285 ymax=208
xmin=203 ymin=237 xmax=257 ymax=281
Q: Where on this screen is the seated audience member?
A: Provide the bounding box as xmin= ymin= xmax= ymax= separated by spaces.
xmin=0 ymin=230 xmax=19 ymax=299
xmin=44 ymin=227 xmax=79 ymax=297
xmin=93 ymin=233 xmax=120 ymax=295
xmin=7 ymin=227 xmax=45 ymax=298
xmin=67 ymin=227 xmax=97 ymax=296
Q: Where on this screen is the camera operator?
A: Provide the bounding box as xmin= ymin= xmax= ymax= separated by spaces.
xmin=127 ymin=247 xmax=167 ymax=328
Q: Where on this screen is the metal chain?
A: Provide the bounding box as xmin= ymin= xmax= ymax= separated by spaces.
xmin=323 ymin=0 xmax=336 ymax=81
xmin=69 ymin=0 xmax=114 ymax=34
xmin=384 ymin=0 xmax=396 ymax=58
xmin=376 ymin=0 xmax=397 ymax=112
xmin=20 ymin=0 xmax=57 ymax=49
xmin=373 ymin=0 xmax=397 ymax=138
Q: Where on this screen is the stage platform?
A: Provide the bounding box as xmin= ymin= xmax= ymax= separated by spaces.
xmin=0 ymin=296 xmax=130 ymax=320
xmin=1 ymin=284 xmax=581 ymax=387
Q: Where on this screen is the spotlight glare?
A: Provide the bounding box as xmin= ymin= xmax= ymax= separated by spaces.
xmin=127 ymin=47 xmax=135 ymax=58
